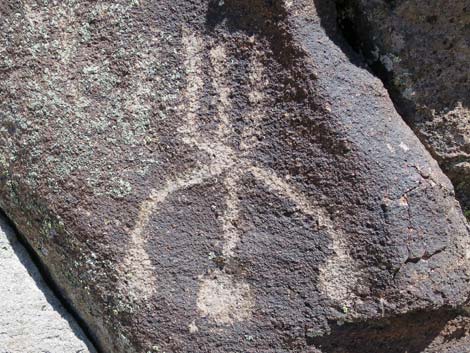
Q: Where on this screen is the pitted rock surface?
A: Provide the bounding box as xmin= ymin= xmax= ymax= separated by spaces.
xmin=0 ymin=1 xmax=469 ymax=352
xmin=0 ymin=214 xmax=95 ymax=353
xmin=336 ymin=0 xmax=470 ymax=214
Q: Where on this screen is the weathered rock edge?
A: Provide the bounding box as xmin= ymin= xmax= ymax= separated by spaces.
xmin=0 ymin=211 xmax=97 ymax=353
xmin=335 ymin=0 xmax=470 ymax=216
xmin=0 ymin=0 xmax=469 ymax=352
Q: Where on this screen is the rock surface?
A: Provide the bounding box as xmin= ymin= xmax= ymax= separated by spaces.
xmin=0 ymin=213 xmax=95 ymax=353
xmin=336 ymin=0 xmax=470 ymax=215
xmin=0 ymin=0 xmax=469 ymax=352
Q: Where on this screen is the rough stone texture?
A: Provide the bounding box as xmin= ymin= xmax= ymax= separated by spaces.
xmin=0 ymin=0 xmax=470 ymax=352
xmin=336 ymin=0 xmax=470 ymax=215
xmin=0 ymin=213 xmax=95 ymax=353
xmin=312 ymin=309 xmax=470 ymax=353
xmin=312 ymin=310 xmax=470 ymax=353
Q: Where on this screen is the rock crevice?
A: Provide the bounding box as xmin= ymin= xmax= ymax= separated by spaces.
xmin=335 ymin=0 xmax=470 ymax=217
xmin=0 ymin=211 xmax=97 ymax=353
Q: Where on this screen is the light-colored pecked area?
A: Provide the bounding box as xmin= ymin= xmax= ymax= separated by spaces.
xmin=0 ymin=214 xmax=95 ymax=353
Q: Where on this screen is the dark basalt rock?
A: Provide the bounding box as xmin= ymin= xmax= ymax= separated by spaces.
xmin=336 ymin=0 xmax=470 ymax=218
xmin=0 ymin=0 xmax=469 ymax=352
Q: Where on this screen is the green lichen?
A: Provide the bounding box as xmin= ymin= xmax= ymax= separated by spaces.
xmin=0 ymin=155 xmax=9 ymax=177
xmin=244 ymin=335 xmax=255 ymax=342
xmin=108 ymin=177 xmax=133 ymax=199
xmin=464 ymin=210 xmax=470 ymax=221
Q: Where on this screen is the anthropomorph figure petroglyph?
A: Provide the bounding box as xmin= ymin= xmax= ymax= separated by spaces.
xmin=119 ymin=30 xmax=363 ymax=325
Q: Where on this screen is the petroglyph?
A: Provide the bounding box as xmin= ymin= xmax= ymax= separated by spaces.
xmin=240 ymin=48 xmax=266 ymax=152
xmin=197 ymin=270 xmax=253 ymax=325
xmin=121 ymin=30 xmax=362 ymax=321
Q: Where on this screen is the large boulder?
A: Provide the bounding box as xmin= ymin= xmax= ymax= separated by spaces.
xmin=0 ymin=0 xmax=469 ymax=352
xmin=336 ymin=0 xmax=470 ymax=215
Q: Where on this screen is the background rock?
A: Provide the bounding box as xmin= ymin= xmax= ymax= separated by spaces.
xmin=0 ymin=0 xmax=469 ymax=352
xmin=0 ymin=213 xmax=95 ymax=353
xmin=336 ymin=0 xmax=470 ymax=216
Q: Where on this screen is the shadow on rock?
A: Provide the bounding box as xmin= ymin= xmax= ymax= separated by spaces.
xmin=310 ymin=309 xmax=462 ymax=353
